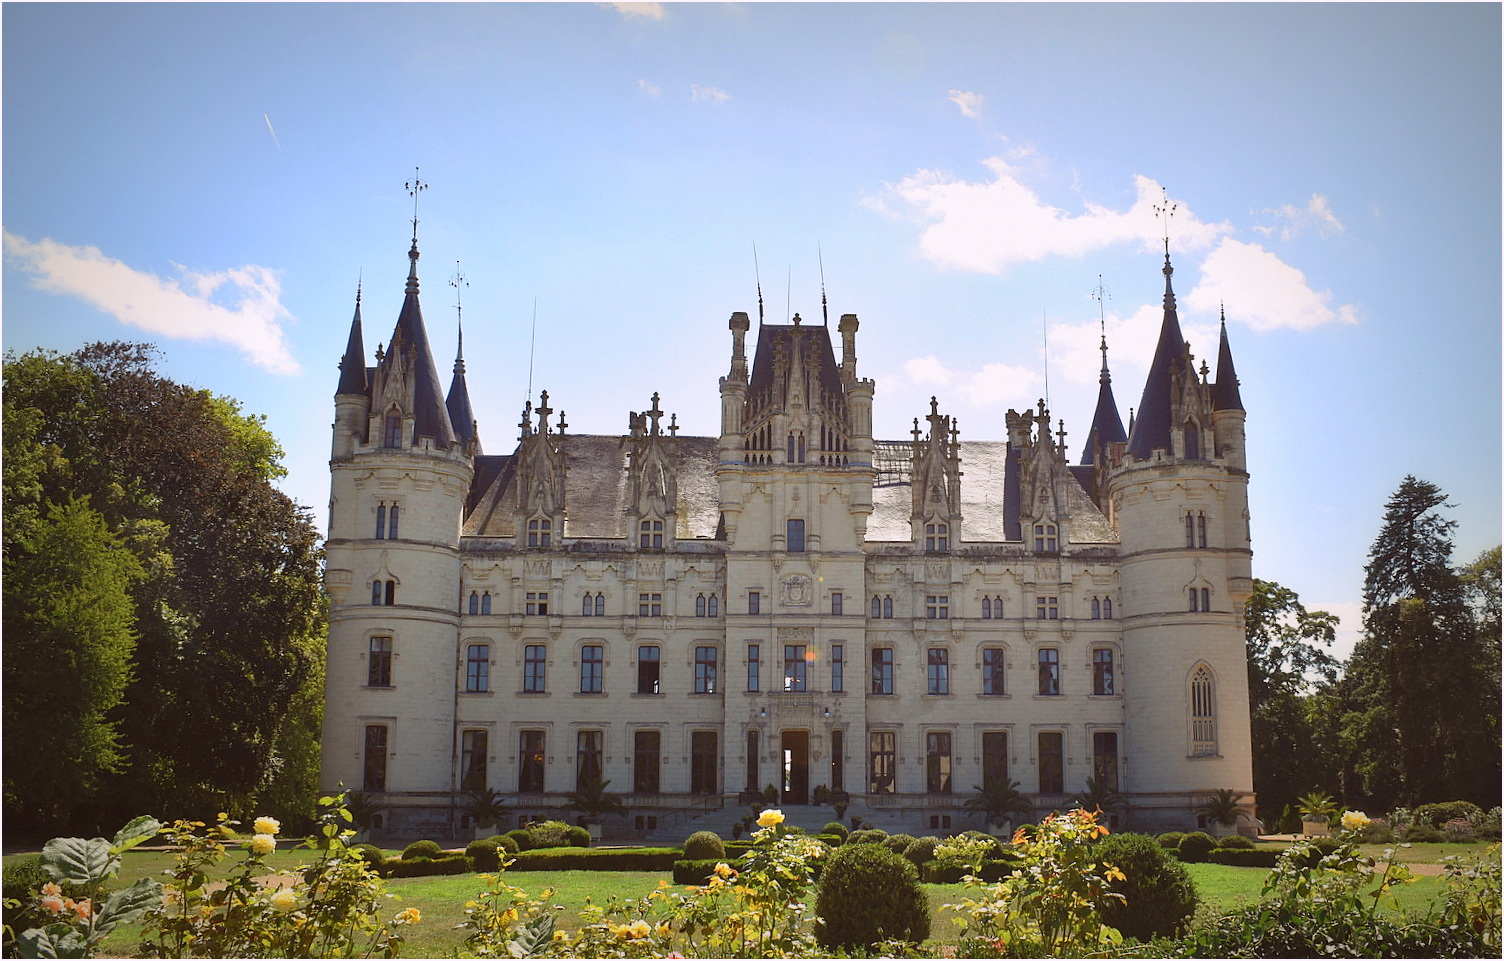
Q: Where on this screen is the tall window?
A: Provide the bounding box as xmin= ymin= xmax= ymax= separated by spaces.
xmin=745 ymin=729 xmax=760 ymax=791
xmin=1185 ymin=512 xmax=1196 ymax=549
xmin=518 ymin=730 xmax=545 ymax=792
xmin=1037 ymin=648 xmax=1060 ymax=696
xmin=883 ymin=596 xmax=893 ymax=618
xmin=1198 ymin=513 xmax=1207 ymax=548
xmin=983 ymin=647 xmax=1006 ymax=695
xmin=690 ymin=731 xmax=718 ymax=794
xmin=363 ymin=724 xmax=388 ymax=791
xmin=470 ymin=591 xmax=480 ymax=615
xmin=376 ymin=503 xmax=387 ymax=540
xmin=1035 ymin=595 xmax=1058 ymax=619
xmin=868 ymin=731 xmax=896 ymax=794
xmin=924 ymin=522 xmax=949 ymax=551
xmin=383 ymin=412 xmax=402 ymax=448
xmin=1189 ymin=587 xmax=1210 ymax=612
xmin=634 ymin=730 xmax=661 ymax=793
xmin=465 ymin=643 xmax=489 ymax=693
xmin=638 ymin=593 xmax=662 ymax=616
xmin=1038 ymin=731 xmax=1064 ymax=794
xmin=576 ymin=730 xmax=603 ymax=789
xmin=783 ymin=645 xmax=807 ymax=692
xmin=1092 ymin=648 xmax=1115 ymax=696
xmin=787 ymin=518 xmax=805 ymax=552
xmin=523 ymin=644 xmax=546 ymax=693
xmin=871 ymin=595 xmax=881 ymax=618
xmin=981 ymin=731 xmax=1009 ymax=787
xmin=696 ymin=594 xmax=706 ymax=617
xmin=1184 ymin=420 xmax=1200 ymax=459
xmin=387 ymin=504 xmax=399 ymax=540
xmin=926 ymin=732 xmax=953 ymax=793
xmin=1091 ymin=597 xmax=1101 ymax=619
xmin=831 ymin=592 xmax=843 ymax=616
xmin=830 ymin=729 xmax=844 ymax=791
xmin=636 ymin=645 xmax=660 ymax=694
xmin=831 ymin=644 xmax=845 ymax=693
xmin=708 ymin=594 xmax=718 ymax=617
xmin=639 ymin=519 xmax=663 ymax=549
xmin=925 ymin=595 xmax=949 ymax=619
xmin=694 ymin=646 xmax=718 ymax=694
xmin=1191 ymin=666 xmax=1217 ymax=755
xmin=1093 ymin=731 xmax=1119 ymax=791
xmin=927 ymin=648 xmax=950 ymax=694
xmin=481 ymin=592 xmax=491 ymax=614
xmin=1102 ymin=597 xmax=1113 ymax=619
xmin=580 ymin=644 xmax=604 ymax=694
xmin=746 ymin=643 xmax=761 ymax=692
xmin=372 ymin=580 xmax=396 ymax=606
xmin=368 ymin=636 xmax=393 ymax=687
xmin=870 ymin=647 xmax=894 ymax=695
xmin=461 ymin=729 xmax=488 ymax=792
xmin=1033 ymin=523 xmax=1058 ymax=552
xmin=748 ymin=591 xmax=761 ymax=615
xmin=526 ymin=591 xmax=549 ymax=615
xmin=528 ymin=517 xmax=551 ymax=548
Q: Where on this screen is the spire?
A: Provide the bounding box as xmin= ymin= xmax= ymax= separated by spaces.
xmin=1212 ymin=305 xmax=1245 ymax=412
xmin=1125 ymin=249 xmax=1189 ymax=460
xmin=1080 ymin=286 xmax=1127 ymax=465
xmin=446 ymin=264 xmax=480 ymax=453
xmin=336 ymin=282 xmax=369 ymax=396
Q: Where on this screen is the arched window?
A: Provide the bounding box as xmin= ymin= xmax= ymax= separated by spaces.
xmin=594 ymin=593 xmax=605 ymax=617
xmin=882 ymin=596 xmax=893 ymax=619
xmin=696 ymin=594 xmax=707 ymax=617
xmin=1091 ymin=597 xmax=1101 ymax=619
xmin=583 ymin=594 xmax=595 ymax=616
xmin=480 ymin=592 xmax=491 ymax=615
xmin=387 ymin=505 xmax=399 ymax=539
xmin=383 ymin=412 xmax=403 ymax=448
xmin=708 ymin=594 xmax=718 ymax=617
xmin=376 ymin=504 xmax=387 ymax=540
xmin=871 ymin=596 xmax=882 ymax=619
xmin=981 ymin=596 xmax=992 ymax=619
xmin=469 ymin=592 xmax=480 ymax=615
xmin=1190 ymin=665 xmax=1217 ymax=755
xmin=1103 ymin=597 xmax=1113 ymax=619
xmin=1184 ymin=419 xmax=1200 ymax=459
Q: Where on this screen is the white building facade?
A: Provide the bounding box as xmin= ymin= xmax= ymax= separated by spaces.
xmin=321 ymin=237 xmax=1255 ymax=839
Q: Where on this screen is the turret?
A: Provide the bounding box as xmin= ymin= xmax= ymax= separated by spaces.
xmin=332 ymin=287 xmax=371 ymax=462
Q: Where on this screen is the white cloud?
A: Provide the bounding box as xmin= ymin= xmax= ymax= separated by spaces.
xmin=897 ymin=354 xmax=1041 ymax=408
xmin=1185 ymin=237 xmax=1359 ymax=331
xmin=867 ymin=161 xmax=1232 ymax=273
xmin=3 ymin=230 xmax=299 ymax=374
xmin=948 ymin=89 xmax=983 ymax=119
xmin=690 ymin=84 xmax=731 ymax=105
xmin=1253 ymin=193 xmax=1346 ymax=241
xmin=637 ymin=78 xmax=661 ymax=97
xmin=605 ymin=2 xmax=664 ymax=20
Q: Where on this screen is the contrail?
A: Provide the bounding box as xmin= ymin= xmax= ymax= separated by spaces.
xmin=264 ymin=113 xmax=281 ymax=151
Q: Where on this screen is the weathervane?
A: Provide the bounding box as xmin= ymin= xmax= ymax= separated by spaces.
xmin=405 ymin=166 xmax=428 ymax=243
xmin=1092 ymin=273 xmax=1111 ymax=354
xmin=450 ymin=261 xmax=468 ymax=322
xmin=1153 ymin=187 xmax=1177 ymax=257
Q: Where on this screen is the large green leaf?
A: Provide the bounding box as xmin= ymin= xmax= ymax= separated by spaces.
xmin=93 ymin=877 xmax=164 ymax=938
xmin=40 ymin=836 xmax=116 ymax=886
xmin=508 ymin=913 xmax=556 ymax=959
xmin=15 ymin=922 xmax=88 ymax=959
xmin=110 ymin=816 xmax=162 ymax=854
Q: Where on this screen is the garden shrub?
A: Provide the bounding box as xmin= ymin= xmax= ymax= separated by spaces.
xmin=1208 ymin=847 xmax=1283 ymax=868
xmin=503 ymin=828 xmax=534 ymax=851
xmin=1415 ymin=800 xmax=1485 ymax=829
xmin=1177 ymin=831 xmax=1216 ymax=863
xmin=902 ymin=835 xmax=939 ymax=867
xmin=400 ymin=839 xmax=441 ymax=860
xmin=844 ymin=828 xmax=888 ymax=845
xmin=920 ymin=858 xmax=1020 ymax=884
xmin=673 ymin=858 xmax=734 ymax=885
xmin=723 ymin=840 xmax=755 ymax=858
xmin=562 ymin=824 xmax=592 ymax=848
xmin=351 ymin=842 xmax=388 ymax=868
xmin=683 ymin=830 xmax=725 ymax=860
xmin=507 ymin=847 xmax=681 ymax=871
xmin=385 ymin=853 xmax=472 ymax=877
xmin=524 ymin=820 xmax=573 ymax=849
xmin=815 ymin=842 xmax=931 ymax=950
xmin=466 ymin=838 xmax=503 ymax=871
xmin=1157 ymin=831 xmax=1187 ymax=849
xmin=487 ymin=833 xmax=520 ymax=854
xmin=823 ymin=821 xmax=849 ymax=840
xmin=1216 ymin=833 xmax=1255 ymax=849
xmin=1094 ymin=832 xmax=1198 ymax=941
xmin=883 ymin=832 xmax=917 ymax=854
xmin=1400 ymin=822 xmax=1445 ymax=843
xmin=1 ymin=854 xmax=50 ymax=945
xmin=814 ymin=833 xmax=844 ymax=848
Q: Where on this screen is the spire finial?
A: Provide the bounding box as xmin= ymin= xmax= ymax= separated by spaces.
xmin=450 ymin=260 xmax=468 ymax=373
xmin=1092 ymin=274 xmax=1112 ymax=383
xmin=1153 ymin=189 xmax=1178 ymax=309
xmin=403 ymin=168 xmax=427 ymax=292
xmin=818 ymin=242 xmax=829 ymax=326
xmin=753 ymin=242 xmax=764 ymax=323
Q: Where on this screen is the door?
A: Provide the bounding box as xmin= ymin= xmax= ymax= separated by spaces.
xmin=781 ymin=729 xmax=809 ymax=804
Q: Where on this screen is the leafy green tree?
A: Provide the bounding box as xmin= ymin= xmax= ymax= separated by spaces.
xmin=1243 ymin=579 xmax=1340 ymax=818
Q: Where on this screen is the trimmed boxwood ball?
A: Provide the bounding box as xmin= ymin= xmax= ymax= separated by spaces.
xmin=487 ymin=834 xmax=520 ymax=855
xmin=401 ymin=839 xmax=442 ymax=860
xmin=815 ymin=842 xmax=931 ymax=950
xmin=1177 ymin=831 xmax=1217 ymax=863
xmin=823 ymin=821 xmax=849 ymax=840
xmin=1157 ymin=831 xmax=1187 ymax=850
xmin=883 ymin=832 xmax=917 ymax=854
xmin=351 ymin=843 xmax=387 ymax=868
xmin=902 ymin=835 xmax=939 ymax=867
xmin=563 ymin=825 xmax=592 ymax=848
xmin=466 ymin=838 xmax=503 ymax=871
xmin=503 ymin=829 xmax=534 ymax=851
xmin=1217 ymin=833 xmax=1255 ymax=849
xmin=1094 ymin=832 xmax=1199 ymax=941
xmin=844 ymin=828 xmax=888 ymax=845
xmin=683 ymin=830 xmax=725 ymax=861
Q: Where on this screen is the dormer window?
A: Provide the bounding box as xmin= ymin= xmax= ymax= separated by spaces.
xmin=787 ymin=518 xmax=805 ymax=552
xmin=1184 ymin=419 xmax=1201 ymax=459
xmin=383 ymin=411 xmax=403 ymax=448
xmin=527 ymin=517 xmax=551 ymax=548
xmin=1033 ymin=523 xmax=1058 ymax=552
xmin=924 ymin=522 xmax=949 ymax=552
xmin=639 ymin=518 xmax=663 ymax=549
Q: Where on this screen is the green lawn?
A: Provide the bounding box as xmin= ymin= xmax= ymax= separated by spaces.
xmin=8 ymin=843 xmax=1481 ymax=959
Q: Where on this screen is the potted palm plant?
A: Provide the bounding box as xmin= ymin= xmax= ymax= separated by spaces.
xmin=963 ymin=776 xmax=1033 ymax=831
xmin=1297 ymin=789 xmax=1338 ymax=837
xmin=463 ymin=788 xmax=510 ymax=840
xmin=564 ymin=775 xmax=627 ymax=841
xmin=1197 ymin=788 xmax=1247 ymax=836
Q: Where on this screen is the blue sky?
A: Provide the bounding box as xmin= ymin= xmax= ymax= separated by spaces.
xmin=5 ymin=2 xmax=1500 ymax=659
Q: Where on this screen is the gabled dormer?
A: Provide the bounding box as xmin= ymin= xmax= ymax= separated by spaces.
xmin=514 ymin=391 xmax=567 ymax=547
xmin=624 ymin=392 xmax=679 ymax=550
xmin=741 ymin=313 xmax=853 ymax=468
xmin=911 ymin=396 xmax=962 ymax=549
xmin=1009 ymin=399 xmax=1074 ymax=553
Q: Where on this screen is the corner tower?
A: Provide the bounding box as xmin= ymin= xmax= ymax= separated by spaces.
xmin=322 ymin=231 xmax=477 ymax=836
xmin=1106 ymin=253 xmax=1255 ymax=831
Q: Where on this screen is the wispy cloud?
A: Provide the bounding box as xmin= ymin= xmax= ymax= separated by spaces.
xmin=637 ymin=78 xmax=662 ymax=97
xmin=866 ymin=161 xmax=1232 ymax=273
xmin=897 ymin=355 xmax=1042 ymax=408
xmin=1253 ymin=193 xmax=1346 ymax=241
xmin=948 ymin=89 xmax=983 ymax=119
xmin=690 ymin=83 xmax=731 ymax=105
xmin=604 ymin=2 xmax=664 ymax=20
xmin=3 ymin=230 xmax=299 ymax=374
xmin=1185 ymin=237 xmax=1359 ymax=331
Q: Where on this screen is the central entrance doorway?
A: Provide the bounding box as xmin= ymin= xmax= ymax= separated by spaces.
xmin=780 ymin=729 xmax=810 ymax=804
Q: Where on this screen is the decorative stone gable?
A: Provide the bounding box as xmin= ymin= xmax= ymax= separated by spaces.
xmin=514 ymin=391 xmax=567 ymax=538
xmin=910 ymin=396 xmax=962 ymax=542
xmin=623 ymin=392 xmax=679 ymax=542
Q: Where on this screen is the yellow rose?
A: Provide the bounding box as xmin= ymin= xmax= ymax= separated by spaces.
xmin=253 ymin=816 xmax=281 ymax=836
xmin=1341 ymin=810 xmax=1371 ymax=833
xmin=269 ymin=889 xmax=299 ymax=913
xmin=395 ymin=907 xmax=422 ymax=925
xmin=756 ymin=808 xmax=785 ymax=827
xmin=249 ymin=833 xmax=276 ymax=856
xmin=713 ymin=862 xmax=735 ymax=879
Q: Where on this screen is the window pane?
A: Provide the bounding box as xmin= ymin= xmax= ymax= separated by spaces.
xmin=637 ymin=646 xmax=660 ymax=695
xmin=1038 ymin=648 xmax=1059 ymax=696
xmin=787 ymin=518 xmax=805 ymax=552
xmin=831 ymin=644 xmax=844 ymax=693
xmin=694 ymin=647 xmax=718 ymax=694
xmin=783 ymin=645 xmax=807 ymax=692
xmin=983 ymin=648 xmax=1006 ymax=695
xmin=690 ymin=731 xmax=718 ymax=794
xmin=580 ymin=644 xmax=603 ymax=694
xmin=466 ymin=643 xmax=489 ymax=693
xmin=1093 ymin=648 xmax=1115 ymax=696
xmin=747 ymin=643 xmax=761 ymax=692
xmin=369 ymin=636 xmax=393 ymax=687
xmin=927 ymin=648 xmax=950 ymax=694
xmin=524 ymin=645 xmax=546 ymax=693
xmin=871 ymin=648 xmax=893 ymax=695
xmin=363 ymin=725 xmax=388 ymax=791
xmin=926 ymin=732 xmax=952 ymax=793
xmin=634 ymin=730 xmax=661 ymax=793
xmin=868 ymin=731 xmax=895 ymax=794
xmin=1038 ymin=731 xmax=1064 ymax=794
xmin=461 ymin=729 xmax=488 ymax=792
xmin=518 ymin=730 xmax=545 ymax=792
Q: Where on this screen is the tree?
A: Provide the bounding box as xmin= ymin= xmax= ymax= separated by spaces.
xmin=1243 ymin=579 xmax=1340 ymax=818
xmin=1343 ymin=477 xmax=1499 ymax=807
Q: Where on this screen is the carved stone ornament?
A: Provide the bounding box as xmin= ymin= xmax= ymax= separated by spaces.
xmin=779 ymin=574 xmax=812 ymax=607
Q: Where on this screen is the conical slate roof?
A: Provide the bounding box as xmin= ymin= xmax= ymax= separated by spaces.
xmin=336 ymin=291 xmax=368 ymax=396
xmin=387 ymin=242 xmax=458 ymax=449
xmin=1126 ymin=254 xmax=1188 ymax=460
xmin=447 ymin=323 xmax=481 ymax=453
xmin=1080 ymin=339 xmax=1127 ymax=466
xmin=1212 ymin=311 xmax=1244 ymax=412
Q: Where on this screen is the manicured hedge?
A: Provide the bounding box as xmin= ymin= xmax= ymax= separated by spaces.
xmin=507 ymin=847 xmax=681 ymax=872
xmin=384 ymin=854 xmax=473 ymax=878
xmin=919 ymin=858 xmax=1020 ymax=884
xmin=673 ymin=858 xmax=732 ymax=885
xmin=1208 ymin=848 xmax=1284 ymax=868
